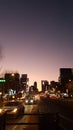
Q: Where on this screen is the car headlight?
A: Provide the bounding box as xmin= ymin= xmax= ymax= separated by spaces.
xmin=30 ymin=99 xmax=33 ymax=103
xmin=12 ymin=108 xmax=18 ymax=113
xmin=0 ymin=109 xmax=3 ymax=113
xmin=25 ymin=100 xmax=28 ymax=103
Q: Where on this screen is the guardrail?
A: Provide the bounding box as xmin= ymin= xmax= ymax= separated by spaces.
xmin=0 ymin=112 xmax=73 ymax=130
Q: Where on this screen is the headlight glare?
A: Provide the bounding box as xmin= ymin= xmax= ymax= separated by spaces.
xmin=30 ymin=99 xmax=33 ymax=103
xmin=0 ymin=109 xmax=3 ymax=113
xmin=13 ymin=108 xmax=18 ymax=113
xmin=25 ymin=100 xmax=28 ymax=103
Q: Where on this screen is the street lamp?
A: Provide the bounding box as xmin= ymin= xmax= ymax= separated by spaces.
xmin=11 ymin=73 xmax=15 ymax=77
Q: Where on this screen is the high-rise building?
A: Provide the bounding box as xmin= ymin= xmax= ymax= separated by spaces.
xmin=59 ymin=68 xmax=73 ymax=91
xmin=20 ymin=74 xmax=29 ymax=92
xmin=41 ymin=80 xmax=49 ymax=92
xmin=60 ymin=68 xmax=73 ymax=78
xmin=33 ymin=81 xmax=38 ymax=92
xmin=4 ymin=73 xmax=20 ymax=93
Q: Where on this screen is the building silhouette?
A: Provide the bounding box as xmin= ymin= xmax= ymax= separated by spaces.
xmin=4 ymin=73 xmax=20 ymax=93
xmin=41 ymin=80 xmax=49 ymax=92
xmin=59 ymin=68 xmax=73 ymax=92
xmin=20 ymin=74 xmax=29 ymax=92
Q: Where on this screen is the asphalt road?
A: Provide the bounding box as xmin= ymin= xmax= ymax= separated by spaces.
xmin=5 ymin=104 xmax=39 ymax=130
xmin=2 ymin=96 xmax=73 ymax=130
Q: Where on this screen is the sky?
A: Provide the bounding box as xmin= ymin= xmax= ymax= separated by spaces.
xmin=0 ymin=0 xmax=73 ymax=90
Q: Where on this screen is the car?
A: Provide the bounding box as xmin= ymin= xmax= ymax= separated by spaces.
xmin=0 ymin=100 xmax=25 ymax=118
xmin=61 ymin=93 xmax=69 ymax=98
xmin=25 ymin=95 xmax=36 ymax=105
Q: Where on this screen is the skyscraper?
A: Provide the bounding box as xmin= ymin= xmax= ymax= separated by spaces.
xmin=20 ymin=74 xmax=29 ymax=92
xmin=59 ymin=68 xmax=73 ymax=86
xmin=4 ymin=73 xmax=20 ymax=93
xmin=41 ymin=80 xmax=49 ymax=92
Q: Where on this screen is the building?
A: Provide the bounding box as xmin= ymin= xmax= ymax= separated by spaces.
xmin=20 ymin=74 xmax=29 ymax=92
xmin=4 ymin=73 xmax=20 ymax=93
xmin=41 ymin=80 xmax=49 ymax=92
xmin=59 ymin=68 xmax=73 ymax=92
xmin=33 ymin=81 xmax=38 ymax=92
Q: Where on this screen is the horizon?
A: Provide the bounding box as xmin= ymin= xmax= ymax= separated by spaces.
xmin=0 ymin=0 xmax=73 ymax=91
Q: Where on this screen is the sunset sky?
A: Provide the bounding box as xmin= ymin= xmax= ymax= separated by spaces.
xmin=0 ymin=0 xmax=73 ymax=90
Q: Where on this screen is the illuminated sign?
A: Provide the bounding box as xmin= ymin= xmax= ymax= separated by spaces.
xmin=0 ymin=79 xmax=6 ymax=83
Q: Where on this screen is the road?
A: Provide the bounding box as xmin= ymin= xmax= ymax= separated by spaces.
xmin=6 ymin=104 xmax=39 ymax=130
xmin=3 ymin=96 xmax=73 ymax=130
xmin=5 ymin=96 xmax=63 ymax=130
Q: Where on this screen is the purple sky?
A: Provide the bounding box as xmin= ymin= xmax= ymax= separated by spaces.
xmin=0 ymin=0 xmax=73 ymax=90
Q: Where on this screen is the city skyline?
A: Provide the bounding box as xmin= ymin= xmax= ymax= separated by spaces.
xmin=0 ymin=0 xmax=73 ymax=90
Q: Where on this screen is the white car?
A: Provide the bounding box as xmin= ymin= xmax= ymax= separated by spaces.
xmin=0 ymin=101 xmax=25 ymax=118
xmin=25 ymin=96 xmax=36 ymax=105
xmin=61 ymin=93 xmax=69 ymax=98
